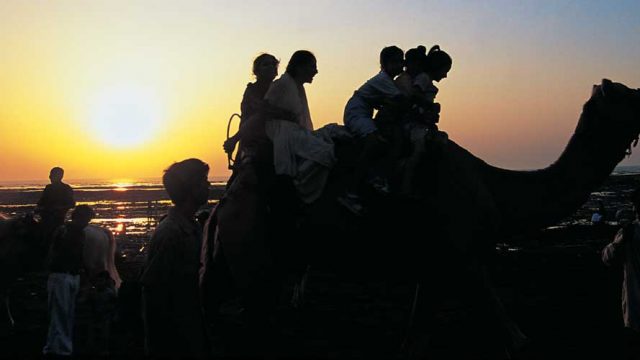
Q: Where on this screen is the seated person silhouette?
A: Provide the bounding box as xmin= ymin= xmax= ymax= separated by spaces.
xmin=338 ymin=45 xmax=406 ymax=215
xmin=224 ymin=53 xmax=280 ymax=174
xmin=399 ymin=45 xmax=452 ymax=197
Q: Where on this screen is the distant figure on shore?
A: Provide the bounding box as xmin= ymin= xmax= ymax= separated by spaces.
xmin=37 ymin=167 xmax=76 ymax=239
xmin=591 ymin=200 xmax=607 ymax=225
xmin=602 ymin=190 xmax=640 ymax=358
xmin=42 ymin=205 xmax=94 ymax=358
xmin=140 ymin=159 xmax=210 ymax=358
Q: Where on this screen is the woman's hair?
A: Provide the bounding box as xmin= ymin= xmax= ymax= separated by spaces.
xmin=252 ymin=53 xmax=279 ymax=76
xmin=285 ymin=50 xmax=316 ymax=77
xmin=379 ymin=46 xmax=404 ymax=67
xmin=405 ymin=45 xmax=426 ymax=64
xmin=424 ymin=45 xmax=452 ymax=72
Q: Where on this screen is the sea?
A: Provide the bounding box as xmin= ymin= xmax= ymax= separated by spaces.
xmin=1 ymin=165 xmax=640 ymax=238
xmin=0 ymin=177 xmax=227 ymax=236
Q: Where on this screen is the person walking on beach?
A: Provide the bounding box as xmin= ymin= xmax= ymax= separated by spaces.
xmin=42 ymin=205 xmax=94 ymax=358
xmin=37 ymin=167 xmax=76 ymax=240
xmin=591 ymin=200 xmax=607 ymax=226
xmin=602 ymin=189 xmax=640 ymax=359
xmin=79 ymin=222 xmax=122 ymax=356
xmin=140 ymin=158 xmax=211 ymax=359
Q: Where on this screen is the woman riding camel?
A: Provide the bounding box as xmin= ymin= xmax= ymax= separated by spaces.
xmin=224 ymin=54 xmax=280 ymax=158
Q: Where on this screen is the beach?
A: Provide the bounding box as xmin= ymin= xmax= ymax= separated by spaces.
xmin=1 ymin=173 xmax=639 ymax=358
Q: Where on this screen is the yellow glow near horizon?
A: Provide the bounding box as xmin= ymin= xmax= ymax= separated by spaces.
xmin=0 ymin=1 xmax=639 ymax=182
xmin=113 ymin=185 xmax=130 ymax=192
xmin=112 ymin=179 xmax=134 ymax=191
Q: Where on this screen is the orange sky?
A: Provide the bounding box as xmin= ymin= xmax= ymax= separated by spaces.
xmin=1 ymin=1 xmax=639 ymax=181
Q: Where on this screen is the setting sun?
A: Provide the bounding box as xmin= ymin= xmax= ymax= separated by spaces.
xmin=86 ymin=85 xmax=164 ymax=149
xmin=112 ymin=180 xmax=134 ymax=192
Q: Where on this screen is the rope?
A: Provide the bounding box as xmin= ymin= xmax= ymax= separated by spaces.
xmin=226 ymin=113 xmax=241 ymax=169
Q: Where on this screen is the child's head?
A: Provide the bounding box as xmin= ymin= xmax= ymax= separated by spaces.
xmin=163 ymin=158 xmax=210 ymax=207
xmin=252 ymin=53 xmax=279 ymax=83
xmin=423 ymin=45 xmax=452 ymax=82
xmin=71 ymin=205 xmax=95 ymax=228
xmin=404 ymin=46 xmax=427 ymax=76
xmin=49 ymin=167 xmax=64 ymax=183
xmin=379 ymin=46 xmax=404 ymax=78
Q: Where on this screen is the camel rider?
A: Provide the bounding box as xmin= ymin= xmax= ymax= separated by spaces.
xmin=338 ymin=46 xmax=407 ymax=216
xmin=224 ymin=54 xmax=281 ymax=189
xmin=399 ymin=45 xmax=452 ymax=197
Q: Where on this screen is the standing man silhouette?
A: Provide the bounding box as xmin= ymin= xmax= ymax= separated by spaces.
xmin=37 ymin=167 xmax=76 ymax=240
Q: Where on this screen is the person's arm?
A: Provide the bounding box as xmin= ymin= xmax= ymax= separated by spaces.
xmin=64 ymin=186 xmax=76 ymax=209
xmin=602 ymin=227 xmax=629 ymax=266
xmin=225 ymin=85 xmax=261 ymax=155
xmin=105 ymin=227 xmax=122 ymax=289
xmin=382 ymin=94 xmax=410 ymax=110
xmin=36 ymin=185 xmax=50 ymax=209
xmin=223 ymin=101 xmax=299 ymax=154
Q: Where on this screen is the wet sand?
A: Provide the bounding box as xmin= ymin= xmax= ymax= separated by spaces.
xmin=1 ymin=175 xmax=639 ymax=358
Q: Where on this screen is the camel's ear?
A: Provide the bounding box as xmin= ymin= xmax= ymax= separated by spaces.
xmin=592 ymin=84 xmax=601 ymax=96
xmin=601 ymin=79 xmax=613 ymax=97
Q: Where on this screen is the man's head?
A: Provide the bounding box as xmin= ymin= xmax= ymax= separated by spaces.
xmin=49 ymin=167 xmax=64 ymax=183
xmin=71 ymin=205 xmax=95 ymax=228
xmin=163 ymin=158 xmax=210 ymax=207
xmin=286 ymin=50 xmax=318 ymax=84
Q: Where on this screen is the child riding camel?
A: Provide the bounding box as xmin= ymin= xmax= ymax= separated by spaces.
xmin=338 ymin=46 xmax=406 ymax=215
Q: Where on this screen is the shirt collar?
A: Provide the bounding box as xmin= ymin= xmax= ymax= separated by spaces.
xmin=167 ymin=207 xmax=199 ymax=235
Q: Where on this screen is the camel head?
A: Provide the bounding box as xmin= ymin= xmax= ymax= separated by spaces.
xmin=0 ymin=213 xmax=41 ymax=270
xmin=576 ymin=79 xmax=640 ymax=159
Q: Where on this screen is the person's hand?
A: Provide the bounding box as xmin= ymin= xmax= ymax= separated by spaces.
xmin=223 ymin=137 xmax=238 ymax=154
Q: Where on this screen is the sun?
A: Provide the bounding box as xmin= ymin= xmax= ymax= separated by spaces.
xmin=87 ymin=85 xmax=163 ymax=148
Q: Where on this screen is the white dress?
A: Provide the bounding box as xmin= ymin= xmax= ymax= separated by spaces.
xmin=264 ymin=73 xmax=341 ymax=203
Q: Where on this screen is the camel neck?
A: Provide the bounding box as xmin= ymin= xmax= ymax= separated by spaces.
xmin=482 ymin=104 xmax=634 ymax=235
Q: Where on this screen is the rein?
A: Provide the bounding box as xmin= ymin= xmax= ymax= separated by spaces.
xmin=226 ymin=113 xmax=241 ymax=169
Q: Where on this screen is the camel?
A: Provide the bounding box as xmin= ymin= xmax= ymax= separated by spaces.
xmin=201 ymin=79 xmax=640 ymax=356
xmin=0 ymin=213 xmax=121 ymax=328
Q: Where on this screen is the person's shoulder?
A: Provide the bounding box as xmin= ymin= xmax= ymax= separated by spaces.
xmin=85 ymin=224 xmax=111 ymax=238
xmin=150 ymin=216 xmax=182 ymax=241
xmin=243 ymin=82 xmax=256 ymax=94
xmin=269 ymin=75 xmax=287 ymax=88
xmin=370 ymin=71 xmax=390 ymax=82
